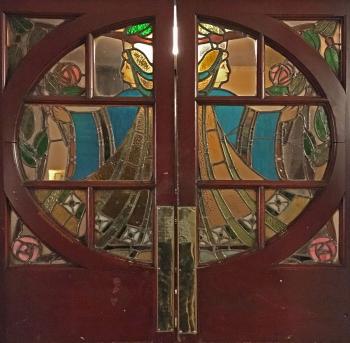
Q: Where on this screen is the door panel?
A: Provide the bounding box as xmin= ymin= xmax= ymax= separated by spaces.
xmin=1 ymin=0 xmax=350 ymax=342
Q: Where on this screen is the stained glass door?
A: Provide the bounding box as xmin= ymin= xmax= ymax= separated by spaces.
xmin=176 ymin=0 xmax=349 ymax=341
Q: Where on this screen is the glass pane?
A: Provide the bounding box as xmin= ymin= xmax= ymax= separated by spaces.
xmin=265 ymin=45 xmax=317 ymax=96
xmin=283 ymin=20 xmax=342 ymax=79
xmin=7 ymin=16 xmax=65 ymax=79
xmin=33 ymin=189 xmax=86 ymax=239
xmin=95 ymin=189 xmax=153 ymax=263
xmin=280 ymin=208 xmax=340 ymax=264
xmin=198 ymin=104 xmax=330 ymax=180
xmin=10 ymin=207 xmax=67 ymax=265
xmin=197 ymin=22 xmax=257 ymax=96
xmin=94 ymin=23 xmax=153 ymax=97
xmin=198 ymin=189 xmax=257 ymax=263
xmin=18 ymin=105 xmax=153 ymax=181
xmin=32 ymin=44 xmax=85 ymax=96
xmin=265 ymin=188 xmax=315 ymax=239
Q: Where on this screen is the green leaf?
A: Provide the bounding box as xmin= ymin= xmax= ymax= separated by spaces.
xmin=198 ymin=23 xmax=225 ymax=35
xmin=288 ymin=73 xmax=307 ymax=96
xmin=28 ymin=25 xmax=48 ymax=48
xmin=61 ymin=86 xmax=85 ymax=96
xmin=19 ymin=142 xmax=37 ymax=167
xmin=304 ymin=132 xmax=315 ymax=157
xmin=126 ymin=23 xmax=152 ymax=37
xmin=33 ymin=130 xmax=48 ymax=157
xmin=7 ymin=45 xmax=24 ymax=76
xmin=266 ymin=85 xmax=289 ymax=96
xmin=9 ymin=16 xmax=33 ymax=34
xmin=324 ymin=46 xmax=339 ymax=74
xmin=314 ymin=107 xmax=329 ymax=142
xmin=314 ymin=20 xmax=337 ymax=37
xmin=21 ymin=106 xmax=35 ymax=140
xmin=302 ymin=29 xmax=321 ymax=51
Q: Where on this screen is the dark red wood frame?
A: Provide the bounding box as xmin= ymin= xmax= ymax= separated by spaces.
xmin=0 ymin=0 xmax=349 ymax=341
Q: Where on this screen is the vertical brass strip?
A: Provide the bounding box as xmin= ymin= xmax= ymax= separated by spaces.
xmin=157 ymin=206 xmax=175 ymax=331
xmin=178 ymin=206 xmax=197 ymax=334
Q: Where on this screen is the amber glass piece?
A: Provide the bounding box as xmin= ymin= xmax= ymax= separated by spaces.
xmin=32 ymin=44 xmax=85 ymax=96
xmin=197 ymin=22 xmax=257 ymax=96
xmin=264 ymin=188 xmax=315 ymax=240
xmin=283 ymin=20 xmax=342 ymax=78
xmin=280 ymin=208 xmax=340 ymax=264
xmin=94 ymin=189 xmax=153 ymax=263
xmin=18 ymin=105 xmax=153 ymax=181
xmin=7 ymin=17 xmax=65 ymax=79
xmin=94 ymin=23 xmax=153 ymax=97
xmin=197 ymin=104 xmax=330 ymax=181
xmin=33 ymin=189 xmax=86 ymax=239
xmin=265 ymin=45 xmax=318 ymax=96
xmin=198 ymin=189 xmax=257 ymax=263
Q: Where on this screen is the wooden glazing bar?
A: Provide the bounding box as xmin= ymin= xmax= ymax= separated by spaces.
xmin=257 ymin=33 xmax=265 ymax=99
xmin=86 ymin=187 xmax=94 ymax=248
xmin=0 ymin=12 xmax=6 ymax=91
xmin=257 ymin=186 xmax=265 ymax=249
xmin=24 ymin=96 xmax=155 ymax=105
xmin=196 ymin=96 xmax=328 ymax=106
xmin=24 ymin=180 xmax=155 ymax=189
xmin=85 ymin=33 xmax=94 ymax=98
xmin=197 ymin=180 xmax=326 ymax=189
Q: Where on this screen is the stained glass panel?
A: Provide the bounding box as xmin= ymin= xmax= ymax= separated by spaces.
xmin=33 ymin=189 xmax=86 ymax=239
xmin=18 ymin=105 xmax=153 ymax=181
xmin=94 ymin=189 xmax=153 ymax=263
xmin=7 ymin=16 xmax=65 ymax=79
xmin=197 ymin=22 xmax=257 ymax=96
xmin=283 ymin=20 xmax=342 ymax=78
xmin=265 ymin=188 xmax=315 ymax=239
xmin=280 ymin=208 xmax=340 ymax=264
xmin=94 ymin=23 xmax=153 ymax=97
xmin=198 ymin=105 xmax=330 ymax=181
xmin=10 ymin=208 xmax=67 ymax=265
xmin=198 ymin=189 xmax=257 ymax=263
xmin=265 ymin=45 xmax=317 ymax=96
xmin=32 ymin=44 xmax=85 ymax=96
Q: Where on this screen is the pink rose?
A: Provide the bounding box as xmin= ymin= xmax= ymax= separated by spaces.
xmin=269 ymin=62 xmax=295 ymax=86
xmin=12 ymin=236 xmax=41 ymax=263
xmin=308 ymin=236 xmax=337 ymax=263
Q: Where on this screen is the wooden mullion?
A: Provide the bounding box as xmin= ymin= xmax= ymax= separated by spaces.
xmin=85 ymin=33 xmax=94 ymax=99
xmin=197 ymin=180 xmax=326 ymax=189
xmin=86 ymin=186 xmax=94 ymax=248
xmin=24 ymin=180 xmax=155 ymax=189
xmin=257 ymin=33 xmax=265 ymax=99
xmin=257 ymin=186 xmax=265 ymax=249
xmin=25 ymin=95 xmax=154 ymax=106
xmin=0 ymin=12 xmax=6 ymax=91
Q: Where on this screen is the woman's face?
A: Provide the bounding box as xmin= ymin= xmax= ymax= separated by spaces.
xmin=214 ymin=59 xmax=230 ymax=86
xmin=121 ymin=58 xmax=136 ymax=86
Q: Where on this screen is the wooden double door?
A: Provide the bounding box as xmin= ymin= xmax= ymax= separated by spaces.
xmin=1 ymin=0 xmax=349 ymax=341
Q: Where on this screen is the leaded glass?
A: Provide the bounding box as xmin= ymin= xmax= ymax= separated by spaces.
xmin=18 ymin=105 xmax=153 ymax=181
xmin=32 ymin=44 xmax=85 ymax=96
xmin=33 ymin=189 xmax=86 ymax=238
xmin=280 ymin=208 xmax=340 ymax=264
xmin=198 ymin=189 xmax=257 ymax=263
xmin=283 ymin=20 xmax=342 ymax=78
xmin=265 ymin=45 xmax=317 ymax=96
xmin=198 ymin=105 xmax=330 ymax=181
xmin=10 ymin=208 xmax=67 ymax=265
xmin=7 ymin=16 xmax=65 ymax=79
xmin=94 ymin=189 xmax=153 ymax=263
xmin=197 ymin=22 xmax=257 ymax=96
xmin=94 ymin=23 xmax=153 ymax=96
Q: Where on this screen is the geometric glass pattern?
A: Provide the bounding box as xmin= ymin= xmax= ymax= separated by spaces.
xmin=95 ymin=190 xmax=153 ymax=263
